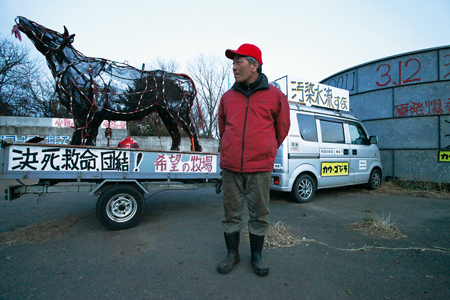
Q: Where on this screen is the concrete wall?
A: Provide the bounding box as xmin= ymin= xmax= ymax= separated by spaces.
xmin=0 ymin=116 xmax=219 ymax=153
xmin=133 ymin=136 xmax=219 ymax=153
xmin=321 ymin=46 xmax=450 ymax=182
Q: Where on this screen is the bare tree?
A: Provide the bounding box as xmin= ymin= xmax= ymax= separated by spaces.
xmin=30 ymin=78 xmax=70 ymax=118
xmin=187 ymin=53 xmax=231 ymax=138
xmin=0 ymin=35 xmax=64 ymax=117
xmin=0 ymin=35 xmax=36 ymax=115
xmin=146 ymin=56 xmax=181 ymax=73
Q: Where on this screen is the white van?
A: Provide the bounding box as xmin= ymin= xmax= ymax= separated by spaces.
xmin=271 ymin=103 xmax=382 ymax=202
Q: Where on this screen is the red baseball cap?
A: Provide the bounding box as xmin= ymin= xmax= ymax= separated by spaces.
xmin=225 ymin=43 xmax=263 ymax=66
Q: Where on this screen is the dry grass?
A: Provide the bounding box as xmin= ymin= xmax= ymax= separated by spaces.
xmin=0 ymin=215 xmax=83 ymax=247
xmin=359 ymin=180 xmax=450 ymax=199
xmin=242 ymin=216 xmax=407 ymax=251
xmin=243 ymin=222 xmax=303 ymax=248
xmin=241 ymin=221 xmax=450 ymax=253
xmin=350 ymin=213 xmax=407 ymax=240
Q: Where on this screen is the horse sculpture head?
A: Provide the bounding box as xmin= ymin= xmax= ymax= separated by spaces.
xmin=13 ymin=16 xmax=81 ymax=77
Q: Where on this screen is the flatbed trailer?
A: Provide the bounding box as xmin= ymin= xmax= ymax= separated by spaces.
xmin=0 ymin=141 xmax=221 ymax=230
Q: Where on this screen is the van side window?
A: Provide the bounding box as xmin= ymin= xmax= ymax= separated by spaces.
xmin=297 ymin=114 xmax=318 ymax=142
xmin=320 ymin=120 xmax=345 ymax=143
xmin=349 ymin=123 xmax=369 ymax=145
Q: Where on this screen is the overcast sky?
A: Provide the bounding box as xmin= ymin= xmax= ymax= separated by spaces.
xmin=1 ymin=0 xmax=449 ymax=83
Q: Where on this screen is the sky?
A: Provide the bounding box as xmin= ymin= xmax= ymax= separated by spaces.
xmin=1 ymin=0 xmax=450 ymax=84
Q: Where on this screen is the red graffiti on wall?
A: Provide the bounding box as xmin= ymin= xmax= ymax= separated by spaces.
xmin=376 ymin=59 xmax=421 ymax=87
xmin=395 ymin=98 xmax=450 ymax=117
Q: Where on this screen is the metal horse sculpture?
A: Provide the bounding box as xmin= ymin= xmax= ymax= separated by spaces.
xmin=12 ymin=16 xmax=202 ymax=151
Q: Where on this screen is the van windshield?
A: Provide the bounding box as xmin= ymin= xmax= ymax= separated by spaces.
xmin=349 ymin=123 xmax=369 ymax=145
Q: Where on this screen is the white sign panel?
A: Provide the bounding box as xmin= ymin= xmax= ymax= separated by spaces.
xmin=359 ymin=160 xmax=367 ymax=170
xmin=152 ymin=153 xmax=217 ymax=173
xmin=9 ymin=146 xmax=130 ymax=172
xmin=320 ymin=149 xmax=335 ymax=155
xmin=274 ymin=75 xmax=349 ymax=111
xmin=52 ymin=118 xmax=127 ymax=129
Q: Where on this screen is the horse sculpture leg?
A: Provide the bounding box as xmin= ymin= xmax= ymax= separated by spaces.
xmin=158 ymin=107 xmax=181 ymax=151
xmin=69 ymin=117 xmax=102 ymax=146
xmin=178 ymin=119 xmax=202 ymax=152
xmin=85 ymin=117 xmax=103 ymax=146
xmin=177 ymin=101 xmax=202 ymax=152
xmin=70 ymin=128 xmax=83 ymax=145
xmin=70 ymin=118 xmax=86 ymax=145
xmin=190 ymin=125 xmax=203 ymax=152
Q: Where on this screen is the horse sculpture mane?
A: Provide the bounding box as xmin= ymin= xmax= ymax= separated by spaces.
xmin=12 ymin=16 xmax=202 ymax=151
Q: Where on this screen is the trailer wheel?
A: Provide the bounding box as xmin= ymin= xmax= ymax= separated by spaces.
xmin=96 ymin=185 xmax=145 ymax=230
xmin=291 ymin=174 xmax=316 ymax=203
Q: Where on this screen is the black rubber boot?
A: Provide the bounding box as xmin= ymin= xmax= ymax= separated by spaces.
xmin=217 ymin=231 xmax=241 ymax=274
xmin=250 ymin=233 xmax=269 ymax=276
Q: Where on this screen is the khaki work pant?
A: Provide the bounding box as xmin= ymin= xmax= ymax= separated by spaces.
xmin=221 ymin=168 xmax=272 ymax=236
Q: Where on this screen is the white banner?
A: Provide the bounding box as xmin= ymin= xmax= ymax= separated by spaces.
xmin=8 ymin=145 xmax=218 ymax=174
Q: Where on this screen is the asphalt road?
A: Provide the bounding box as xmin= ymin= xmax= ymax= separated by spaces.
xmin=0 ymin=179 xmax=449 ymax=299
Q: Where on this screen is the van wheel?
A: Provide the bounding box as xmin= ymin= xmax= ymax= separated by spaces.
xmin=96 ymin=185 xmax=145 ymax=230
xmin=368 ymin=169 xmax=382 ymax=190
xmin=291 ymin=174 xmax=316 ymax=203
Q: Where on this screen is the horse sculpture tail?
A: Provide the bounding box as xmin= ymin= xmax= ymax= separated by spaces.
xmin=176 ymin=73 xmax=205 ymax=130
xmin=196 ymin=96 xmax=205 ymax=130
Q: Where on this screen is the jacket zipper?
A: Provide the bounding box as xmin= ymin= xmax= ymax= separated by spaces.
xmin=241 ymin=88 xmax=250 ymax=173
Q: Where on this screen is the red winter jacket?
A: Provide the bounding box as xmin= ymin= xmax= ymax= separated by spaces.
xmin=218 ymin=74 xmax=290 ymax=173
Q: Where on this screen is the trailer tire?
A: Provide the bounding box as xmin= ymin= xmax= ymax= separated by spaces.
xmin=96 ymin=185 xmax=145 ymax=230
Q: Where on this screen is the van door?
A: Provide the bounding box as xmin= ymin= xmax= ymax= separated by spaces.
xmin=287 ymin=112 xmax=321 ymax=180
xmin=347 ymin=122 xmax=377 ymax=184
xmin=317 ymin=118 xmax=351 ymax=187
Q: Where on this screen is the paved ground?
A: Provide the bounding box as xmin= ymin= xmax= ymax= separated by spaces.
xmin=0 ymin=179 xmax=449 ymax=299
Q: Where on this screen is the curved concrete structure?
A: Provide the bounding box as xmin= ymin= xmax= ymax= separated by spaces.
xmin=321 ymin=46 xmax=450 ymax=182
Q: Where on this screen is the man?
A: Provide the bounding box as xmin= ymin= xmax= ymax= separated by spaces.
xmin=217 ymin=43 xmax=290 ymax=276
